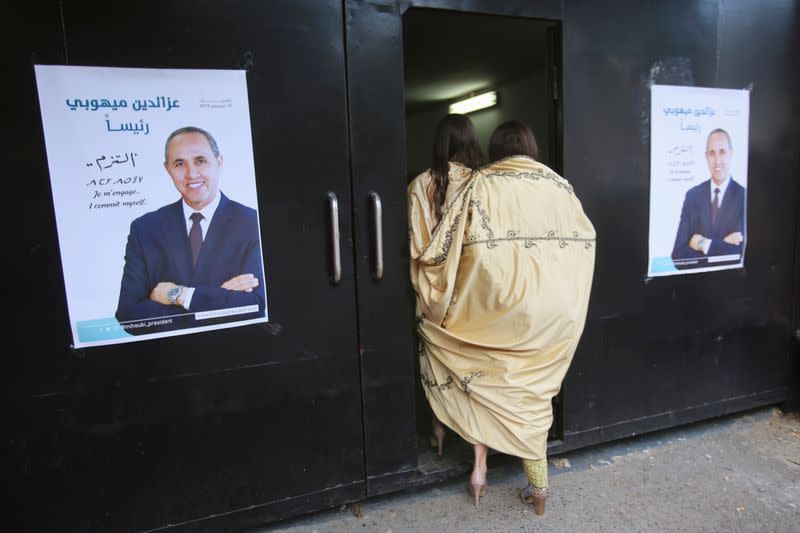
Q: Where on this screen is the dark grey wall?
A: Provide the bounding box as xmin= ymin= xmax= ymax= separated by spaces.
xmin=8 ymin=0 xmax=799 ymax=529
xmin=11 ymin=1 xmax=368 ymax=531
xmin=559 ymin=0 xmax=799 ymax=444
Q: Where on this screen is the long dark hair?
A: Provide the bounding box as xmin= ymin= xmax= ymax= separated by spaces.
xmin=488 ymin=120 xmax=539 ymax=162
xmin=429 ymin=114 xmax=484 ymax=216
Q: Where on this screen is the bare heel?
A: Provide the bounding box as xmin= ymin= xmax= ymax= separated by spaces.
xmin=466 ymin=480 xmax=487 ymax=509
xmin=467 ymin=470 xmax=487 ymax=510
xmin=431 ymin=416 xmax=446 ymax=456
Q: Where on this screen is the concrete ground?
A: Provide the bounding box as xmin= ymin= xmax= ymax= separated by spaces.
xmin=264 ymin=407 xmax=800 ymax=532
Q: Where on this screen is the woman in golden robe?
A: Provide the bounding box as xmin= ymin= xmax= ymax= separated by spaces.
xmin=407 ymin=113 xmax=485 ymax=455
xmin=409 ymin=120 xmax=595 ymax=515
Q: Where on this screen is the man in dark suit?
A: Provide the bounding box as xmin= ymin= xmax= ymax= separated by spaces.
xmin=115 ymin=126 xmax=265 ymax=328
xmin=671 ymin=128 xmax=746 ymax=270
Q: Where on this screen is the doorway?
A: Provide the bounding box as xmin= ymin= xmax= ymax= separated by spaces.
xmin=402 ymin=8 xmax=565 ymax=472
xmin=403 ymin=9 xmax=562 ymax=177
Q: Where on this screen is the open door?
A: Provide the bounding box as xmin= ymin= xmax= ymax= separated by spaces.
xmin=345 ymin=0 xmax=565 ymax=496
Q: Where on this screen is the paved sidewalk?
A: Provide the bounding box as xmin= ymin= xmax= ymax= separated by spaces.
xmin=265 ymin=407 xmax=800 ymax=532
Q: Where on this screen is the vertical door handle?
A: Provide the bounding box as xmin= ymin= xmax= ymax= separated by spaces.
xmin=369 ymin=191 xmax=383 ymax=280
xmin=327 ymin=192 xmax=341 ymax=285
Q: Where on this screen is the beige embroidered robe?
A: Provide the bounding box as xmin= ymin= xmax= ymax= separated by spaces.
xmin=408 ymin=156 xmax=596 ymax=460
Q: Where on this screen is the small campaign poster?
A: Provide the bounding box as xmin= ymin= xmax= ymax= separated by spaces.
xmin=648 ymin=84 xmax=749 ymax=277
xmin=35 ymin=65 xmax=268 ymax=348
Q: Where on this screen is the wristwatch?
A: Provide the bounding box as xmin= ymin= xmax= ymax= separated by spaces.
xmin=167 ymin=285 xmax=184 ymax=305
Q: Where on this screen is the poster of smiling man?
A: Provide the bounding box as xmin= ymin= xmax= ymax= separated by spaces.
xmin=35 ymin=65 xmax=268 ymax=348
xmin=647 ymin=84 xmax=750 ymax=277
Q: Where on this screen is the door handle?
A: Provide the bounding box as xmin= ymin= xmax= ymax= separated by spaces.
xmin=327 ymin=192 xmax=341 ymax=285
xmin=369 ymin=191 xmax=383 ymax=280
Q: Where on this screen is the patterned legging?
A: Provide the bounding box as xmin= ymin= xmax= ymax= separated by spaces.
xmin=522 ymin=458 xmax=548 ymax=488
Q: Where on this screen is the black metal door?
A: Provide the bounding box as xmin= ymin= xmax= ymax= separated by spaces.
xmin=344 ymin=0 xmax=563 ymax=496
xmin=15 ymin=1 xmax=364 ymax=530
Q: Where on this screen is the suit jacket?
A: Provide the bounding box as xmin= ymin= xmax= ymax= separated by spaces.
xmin=116 ymin=192 xmax=266 ymax=323
xmin=671 ymin=177 xmax=746 ymax=269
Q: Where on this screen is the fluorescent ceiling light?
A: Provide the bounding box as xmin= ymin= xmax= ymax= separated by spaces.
xmin=448 ymin=91 xmax=497 ymax=114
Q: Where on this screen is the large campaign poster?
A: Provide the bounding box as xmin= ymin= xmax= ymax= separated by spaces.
xmin=35 ymin=65 xmax=268 ymax=348
xmin=648 ymin=85 xmax=749 ymax=277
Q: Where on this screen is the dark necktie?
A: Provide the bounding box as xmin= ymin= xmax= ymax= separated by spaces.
xmin=189 ymin=212 xmax=204 ymax=267
xmin=711 ymin=187 xmax=720 ymax=225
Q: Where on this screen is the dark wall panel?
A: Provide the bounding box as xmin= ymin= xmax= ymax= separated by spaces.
xmin=561 ymin=0 xmax=798 ymax=438
xmin=8 ymin=0 xmax=799 ymax=529
xmin=12 ymin=1 xmax=366 ymax=530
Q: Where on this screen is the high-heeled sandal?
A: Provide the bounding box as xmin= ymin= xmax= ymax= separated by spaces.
xmin=520 ymin=483 xmax=550 ymax=516
xmin=430 ymin=419 xmax=446 ymax=456
xmin=467 ymin=470 xmax=487 ymax=509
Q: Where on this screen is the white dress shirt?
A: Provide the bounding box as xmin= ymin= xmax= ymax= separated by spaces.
xmin=702 ymin=176 xmax=731 ymax=254
xmin=709 ymin=175 xmax=730 ymax=206
xmin=179 ymin=193 xmax=222 ymax=309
